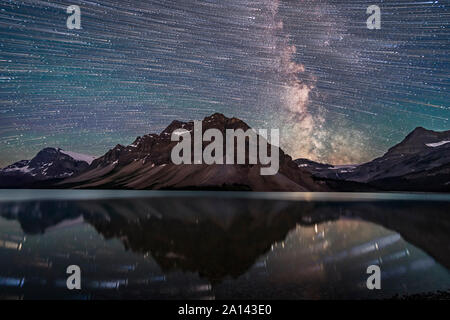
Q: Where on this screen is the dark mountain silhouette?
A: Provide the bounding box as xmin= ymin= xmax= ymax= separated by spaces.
xmin=296 ymin=127 xmax=450 ymax=192
xmin=0 ymin=147 xmax=95 ymax=188
xmin=0 ymin=114 xmax=449 ymax=192
xmin=57 ymin=113 xmax=324 ymax=191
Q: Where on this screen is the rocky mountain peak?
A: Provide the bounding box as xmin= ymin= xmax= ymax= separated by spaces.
xmin=385 ymin=127 xmax=450 ymax=156
xmin=89 ymin=113 xmax=258 ymax=170
xmin=59 ymin=113 xmax=323 ymax=191
xmin=0 ymin=147 xmax=95 ymax=188
xmin=295 ymin=126 xmax=450 ymax=192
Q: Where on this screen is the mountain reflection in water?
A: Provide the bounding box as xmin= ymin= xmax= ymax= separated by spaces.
xmin=0 ymin=191 xmax=449 ymax=300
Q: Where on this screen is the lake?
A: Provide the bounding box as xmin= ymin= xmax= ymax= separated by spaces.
xmin=0 ymin=190 xmax=449 ymax=300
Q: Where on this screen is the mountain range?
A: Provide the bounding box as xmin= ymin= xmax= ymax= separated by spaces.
xmin=1 ymin=114 xmax=449 ymax=192
xmin=296 ymin=127 xmax=450 ymax=192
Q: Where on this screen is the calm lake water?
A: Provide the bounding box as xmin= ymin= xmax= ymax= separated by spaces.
xmin=0 ymin=190 xmax=449 ymax=300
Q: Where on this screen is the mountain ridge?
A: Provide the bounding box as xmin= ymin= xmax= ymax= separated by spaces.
xmin=1 ymin=114 xmax=449 ymax=192
xmin=58 ymin=113 xmax=323 ymax=191
xmin=296 ymin=127 xmax=450 ymax=192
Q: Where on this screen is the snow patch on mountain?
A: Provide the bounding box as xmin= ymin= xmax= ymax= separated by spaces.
xmin=3 ymin=165 xmax=32 ymax=174
xmin=426 ymin=140 xmax=450 ymax=148
xmin=328 ymin=165 xmax=358 ymax=170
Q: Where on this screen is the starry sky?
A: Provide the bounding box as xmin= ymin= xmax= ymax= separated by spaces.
xmin=0 ymin=0 xmax=449 ymax=167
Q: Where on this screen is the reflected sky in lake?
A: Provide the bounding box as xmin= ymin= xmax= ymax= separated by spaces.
xmin=0 ymin=190 xmax=449 ymax=300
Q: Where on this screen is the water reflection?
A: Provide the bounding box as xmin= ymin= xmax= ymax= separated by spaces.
xmin=0 ymin=192 xmax=449 ymax=299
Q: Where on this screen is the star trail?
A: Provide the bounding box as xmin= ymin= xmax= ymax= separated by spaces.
xmin=0 ymin=0 xmax=449 ymax=167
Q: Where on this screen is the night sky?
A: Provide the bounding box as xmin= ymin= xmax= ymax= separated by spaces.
xmin=0 ymin=0 xmax=449 ymax=167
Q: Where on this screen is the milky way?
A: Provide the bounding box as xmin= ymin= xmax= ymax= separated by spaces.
xmin=0 ymin=0 xmax=449 ymax=167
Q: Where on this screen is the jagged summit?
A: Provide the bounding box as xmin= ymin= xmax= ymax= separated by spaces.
xmin=0 ymin=147 xmax=96 ymax=188
xmin=59 ymin=113 xmax=323 ymax=191
xmin=385 ymin=126 xmax=450 ymax=156
xmin=89 ymin=113 xmax=251 ymax=169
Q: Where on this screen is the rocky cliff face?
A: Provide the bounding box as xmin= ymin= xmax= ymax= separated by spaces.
xmin=59 ymin=113 xmax=325 ymax=191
